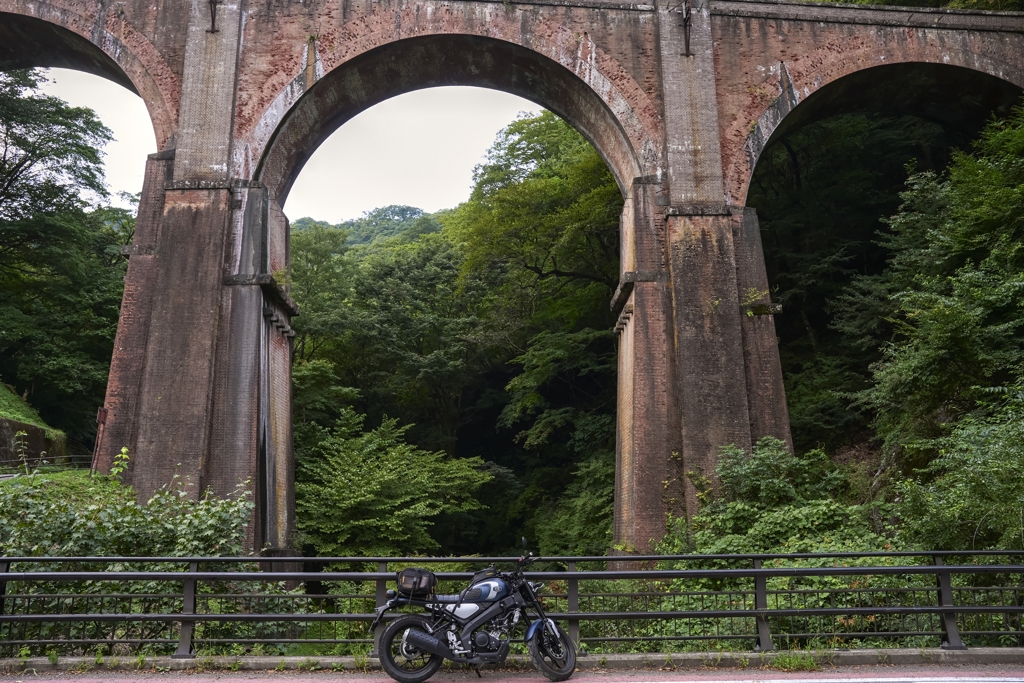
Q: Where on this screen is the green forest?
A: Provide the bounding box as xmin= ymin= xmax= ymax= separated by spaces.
xmin=2 ymin=66 xmax=1024 ymax=559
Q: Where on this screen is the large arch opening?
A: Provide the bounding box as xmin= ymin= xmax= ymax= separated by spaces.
xmin=256 ymin=33 xmax=648 ymax=204
xmin=255 ymin=36 xmax=636 ymax=557
xmin=0 ymin=13 xmax=138 ymax=93
xmin=745 ymin=62 xmax=1023 ymax=458
xmin=0 ymin=14 xmax=159 ymax=460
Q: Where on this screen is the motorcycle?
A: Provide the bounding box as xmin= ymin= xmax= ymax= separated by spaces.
xmin=369 ymin=541 xmax=576 ymax=683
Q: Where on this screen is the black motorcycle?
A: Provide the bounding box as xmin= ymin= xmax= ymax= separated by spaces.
xmin=369 ymin=546 xmax=576 ymax=683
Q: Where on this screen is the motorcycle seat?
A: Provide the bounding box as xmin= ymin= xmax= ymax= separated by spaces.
xmin=432 ymin=594 xmax=462 ymax=604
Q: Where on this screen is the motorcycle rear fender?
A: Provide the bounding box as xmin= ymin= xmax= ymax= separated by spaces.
xmin=367 ymin=596 xmax=416 ymax=632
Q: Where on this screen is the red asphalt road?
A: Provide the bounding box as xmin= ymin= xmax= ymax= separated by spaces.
xmin=4 ymin=666 xmax=1024 ymax=682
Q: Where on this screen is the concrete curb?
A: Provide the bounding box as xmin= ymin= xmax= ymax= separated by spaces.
xmin=1 ymin=648 xmax=1024 ymax=674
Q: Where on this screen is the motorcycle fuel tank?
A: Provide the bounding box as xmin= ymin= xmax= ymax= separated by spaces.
xmin=463 ymin=578 xmax=510 ymax=602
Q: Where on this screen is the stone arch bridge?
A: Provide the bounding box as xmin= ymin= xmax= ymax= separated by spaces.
xmin=1 ymin=0 xmax=1021 ymax=553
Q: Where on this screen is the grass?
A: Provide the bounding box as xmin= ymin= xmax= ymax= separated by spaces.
xmin=0 ymin=469 xmax=131 ymax=502
xmin=0 ymin=383 xmax=65 ymax=446
xmin=769 ymin=651 xmax=820 ymax=671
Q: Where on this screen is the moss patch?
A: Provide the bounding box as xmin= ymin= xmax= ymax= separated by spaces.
xmin=0 ymin=383 xmax=47 ymax=428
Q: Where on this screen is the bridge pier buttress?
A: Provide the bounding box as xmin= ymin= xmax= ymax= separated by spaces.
xmin=610 ymin=0 xmax=792 ymax=549
xmin=97 ymin=1 xmax=298 ymax=553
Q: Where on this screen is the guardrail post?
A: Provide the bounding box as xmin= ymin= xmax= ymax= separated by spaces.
xmin=373 ymin=561 xmax=388 ymax=657
xmin=0 ymin=561 xmax=8 ymax=616
xmin=567 ymin=561 xmax=580 ymax=651
xmin=753 ymin=559 xmax=774 ymax=651
xmin=933 ymin=556 xmax=966 ymax=650
xmin=173 ymin=561 xmax=198 ymax=659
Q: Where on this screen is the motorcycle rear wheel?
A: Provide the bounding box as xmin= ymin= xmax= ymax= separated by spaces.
xmin=528 ymin=622 xmax=577 ymax=681
xmin=380 ymin=614 xmax=444 ymax=683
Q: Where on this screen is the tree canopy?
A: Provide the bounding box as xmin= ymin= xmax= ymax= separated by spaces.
xmin=0 ymin=70 xmax=132 ymax=449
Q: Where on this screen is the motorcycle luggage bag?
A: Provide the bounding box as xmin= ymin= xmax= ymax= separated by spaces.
xmin=396 ymin=567 xmax=437 ymax=596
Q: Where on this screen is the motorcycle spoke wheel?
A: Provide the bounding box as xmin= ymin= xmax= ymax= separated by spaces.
xmin=380 ymin=615 xmax=443 ymax=683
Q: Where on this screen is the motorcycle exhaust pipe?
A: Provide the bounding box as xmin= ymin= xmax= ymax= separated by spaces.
xmin=404 ymin=628 xmax=455 ymax=659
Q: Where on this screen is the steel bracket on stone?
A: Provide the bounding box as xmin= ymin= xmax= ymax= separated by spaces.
xmin=611 ymin=270 xmax=667 ymax=313
xmin=263 ymin=306 xmax=296 ymax=338
xmin=614 ymin=303 xmax=634 ymax=335
xmin=224 ymin=274 xmax=300 ymax=317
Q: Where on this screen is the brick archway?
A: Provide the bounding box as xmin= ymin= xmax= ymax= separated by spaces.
xmin=232 ymin=29 xmax=667 ymax=551
xmin=0 ymin=5 xmax=178 ymax=151
xmin=244 ymin=34 xmax=661 ymax=202
xmin=722 ymin=44 xmax=1024 ymax=206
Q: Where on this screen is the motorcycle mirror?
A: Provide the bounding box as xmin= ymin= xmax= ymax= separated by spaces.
xmin=521 ymin=536 xmax=528 ymax=550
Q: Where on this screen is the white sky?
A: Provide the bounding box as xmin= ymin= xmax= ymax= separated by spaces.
xmin=40 ymin=69 xmax=540 ymax=222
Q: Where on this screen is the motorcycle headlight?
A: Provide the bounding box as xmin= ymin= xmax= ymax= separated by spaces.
xmin=530 ymin=581 xmax=545 ymax=592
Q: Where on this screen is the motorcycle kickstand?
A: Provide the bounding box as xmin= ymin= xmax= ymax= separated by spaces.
xmin=474 ymin=665 xmax=482 ymax=678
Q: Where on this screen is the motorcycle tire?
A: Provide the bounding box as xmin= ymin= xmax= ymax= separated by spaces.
xmin=379 ymin=614 xmax=444 ymax=683
xmin=528 ymin=621 xmax=577 ymax=681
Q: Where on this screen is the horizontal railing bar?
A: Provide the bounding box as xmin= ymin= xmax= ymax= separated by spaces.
xmin=3 ymin=551 xmax=1024 ymax=563
xmin=3 ymin=594 xmax=184 ymax=599
xmin=0 ymin=639 xmax=178 ymax=646
xmin=757 ymin=632 xmax=945 ymax=639
xmin=3 ymin=565 xmax=1022 ymax=582
xmin=581 ymin=635 xmax=755 ymax=642
xmin=3 ymin=605 xmax=1023 ymax=623
xmin=196 ymin=638 xmax=374 ymax=644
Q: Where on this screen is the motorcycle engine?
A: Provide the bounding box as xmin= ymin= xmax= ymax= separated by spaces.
xmin=473 ymin=629 xmax=502 ymax=651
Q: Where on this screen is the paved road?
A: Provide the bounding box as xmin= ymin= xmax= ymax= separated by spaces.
xmin=5 ymin=668 xmax=1024 ymax=682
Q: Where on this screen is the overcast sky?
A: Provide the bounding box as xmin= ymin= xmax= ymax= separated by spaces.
xmin=40 ymin=69 xmax=540 ymax=223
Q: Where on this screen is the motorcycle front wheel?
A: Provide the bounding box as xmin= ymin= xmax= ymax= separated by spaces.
xmin=528 ymin=621 xmax=577 ymax=681
xmin=379 ymin=614 xmax=443 ymax=683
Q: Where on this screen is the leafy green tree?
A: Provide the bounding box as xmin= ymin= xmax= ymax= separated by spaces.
xmin=443 ymin=112 xmax=621 ymax=554
xmin=295 ymin=407 xmax=492 ymax=556
xmin=837 ymin=102 xmax=1024 ymax=471
xmin=662 ymin=437 xmax=891 ymax=555
xmin=345 ymin=235 xmax=498 ymax=454
xmin=334 ymin=205 xmax=437 ymax=246
xmin=0 ymin=69 xmax=131 ymax=447
xmin=289 ymin=111 xmax=623 ymax=556
xmin=0 ymin=69 xmax=110 ymax=220
xmin=897 ymin=385 xmax=1024 ymax=550
xmin=289 ymin=219 xmax=355 ymax=364
xmin=749 ymin=112 xmax=964 ymax=452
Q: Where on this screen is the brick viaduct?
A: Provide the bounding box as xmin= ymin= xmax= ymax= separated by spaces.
xmin=1 ymin=0 xmax=1021 ymax=554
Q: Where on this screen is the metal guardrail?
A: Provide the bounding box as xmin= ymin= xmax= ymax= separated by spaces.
xmin=0 ymin=454 xmax=92 ymax=474
xmin=0 ymin=551 xmax=1022 ymax=658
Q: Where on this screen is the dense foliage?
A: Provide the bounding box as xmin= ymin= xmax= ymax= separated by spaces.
xmin=659 ymin=438 xmax=892 ymax=556
xmin=0 ymin=470 xmax=253 ymax=557
xmin=290 ymin=112 xmax=621 ymax=556
xmin=735 ymin=102 xmax=1024 ymax=552
xmin=0 ymin=70 xmax=132 ymax=449
xmin=296 ymin=407 xmax=491 ymax=556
